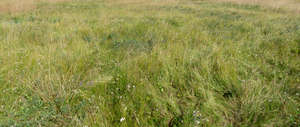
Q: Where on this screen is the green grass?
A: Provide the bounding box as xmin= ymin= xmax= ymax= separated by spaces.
xmin=0 ymin=0 xmax=299 ymax=126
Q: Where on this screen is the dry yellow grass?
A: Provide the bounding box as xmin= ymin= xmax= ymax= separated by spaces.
xmin=0 ymin=0 xmax=35 ymax=13
xmin=0 ymin=0 xmax=68 ymax=13
xmin=1 ymin=0 xmax=299 ymax=13
xmin=215 ymin=0 xmax=300 ymax=12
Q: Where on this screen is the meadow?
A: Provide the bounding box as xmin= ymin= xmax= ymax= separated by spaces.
xmin=0 ymin=0 xmax=299 ymax=126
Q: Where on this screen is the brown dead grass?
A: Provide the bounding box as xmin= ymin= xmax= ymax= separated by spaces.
xmin=0 ymin=0 xmax=69 ymax=13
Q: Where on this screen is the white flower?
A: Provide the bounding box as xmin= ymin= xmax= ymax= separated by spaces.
xmin=120 ymin=117 xmax=126 ymax=122
xmin=127 ymin=84 xmax=131 ymax=90
xmin=195 ymin=120 xmax=200 ymax=124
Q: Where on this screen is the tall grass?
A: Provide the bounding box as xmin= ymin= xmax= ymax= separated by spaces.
xmin=0 ymin=0 xmax=299 ymax=126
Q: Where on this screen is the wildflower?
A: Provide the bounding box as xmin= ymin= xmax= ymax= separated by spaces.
xmin=195 ymin=120 xmax=200 ymax=124
xmin=127 ymin=84 xmax=131 ymax=90
xmin=120 ymin=117 xmax=126 ymax=122
xmin=193 ymin=110 xmax=201 ymax=117
xmin=193 ymin=111 xmax=197 ymax=116
xmin=296 ymin=93 xmax=299 ymax=96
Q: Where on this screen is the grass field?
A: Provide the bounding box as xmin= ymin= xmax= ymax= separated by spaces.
xmin=0 ymin=0 xmax=299 ymax=126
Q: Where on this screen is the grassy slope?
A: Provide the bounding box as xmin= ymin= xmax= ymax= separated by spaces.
xmin=0 ymin=0 xmax=299 ymax=126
